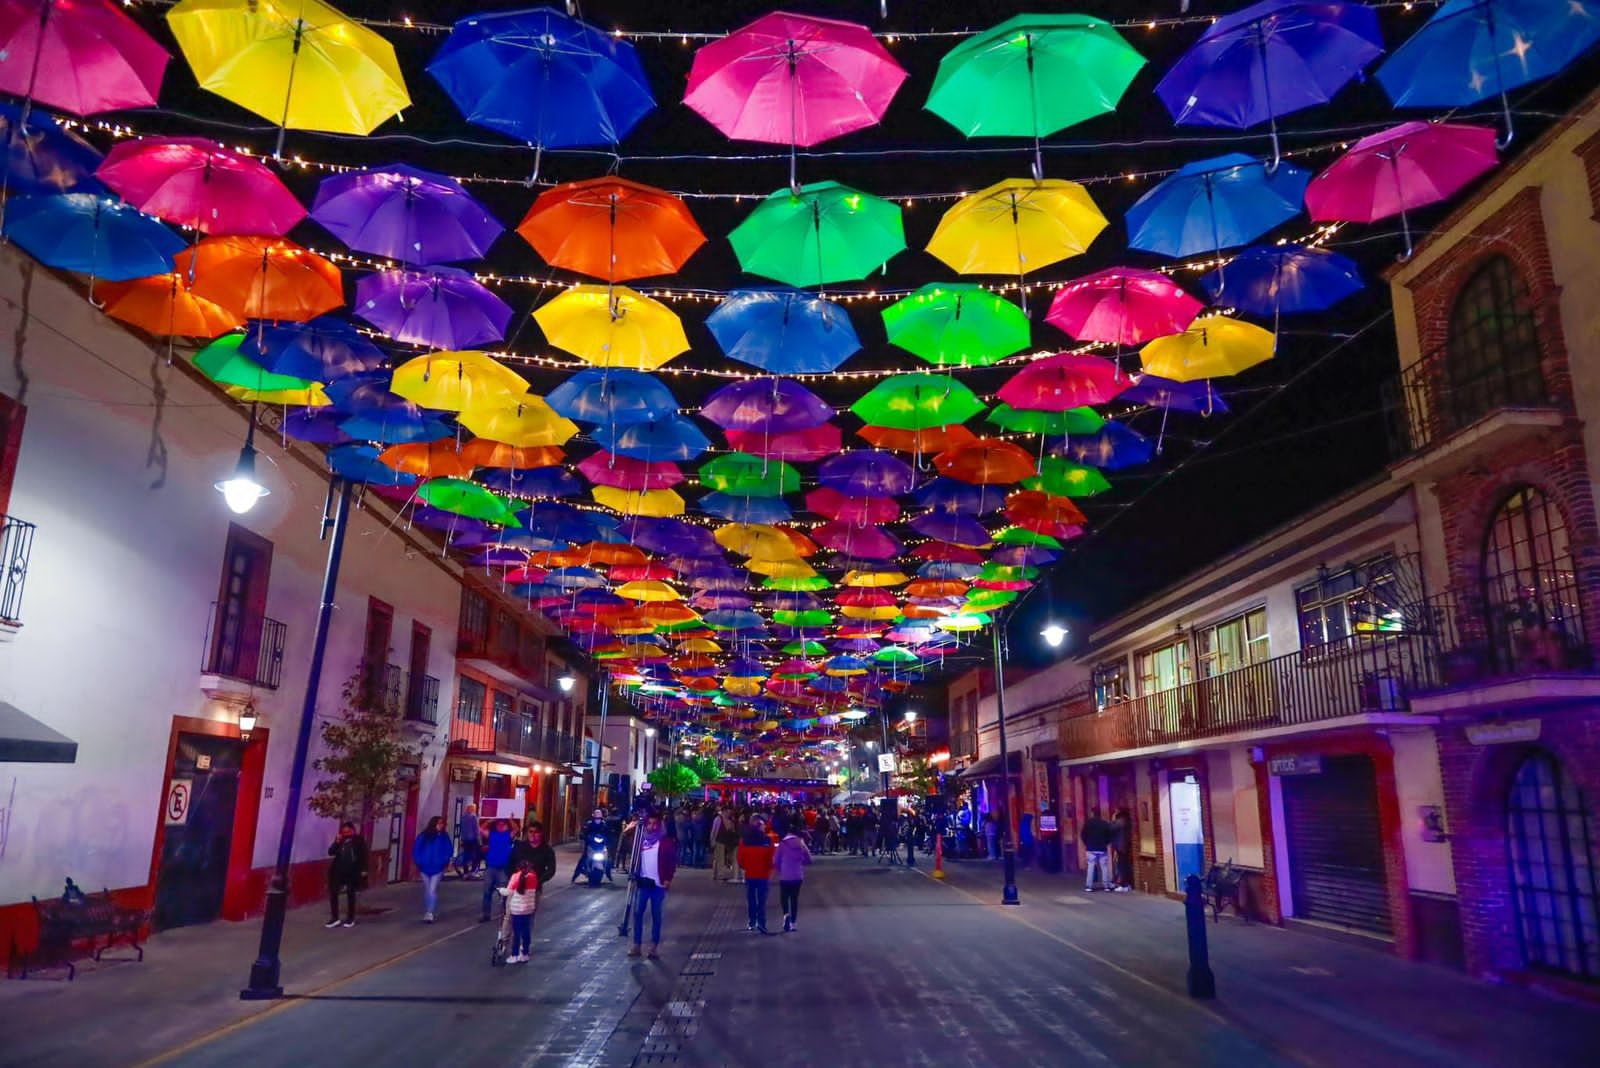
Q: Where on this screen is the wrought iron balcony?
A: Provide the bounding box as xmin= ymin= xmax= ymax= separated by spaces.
xmin=405 ymin=673 xmax=441 ymax=726
xmin=1383 ymin=345 xmax=1560 ymax=474
xmin=357 ymin=659 xmax=404 ymax=714
xmin=202 ymin=602 xmax=287 ymax=690
xmin=1412 ymin=587 xmax=1591 ymax=686
xmin=0 ymin=514 xmax=33 ymax=626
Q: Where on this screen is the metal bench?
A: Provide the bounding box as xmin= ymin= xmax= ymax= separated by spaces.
xmin=1203 ymin=861 xmax=1250 ymax=924
xmin=9 ymin=889 xmax=150 ymax=980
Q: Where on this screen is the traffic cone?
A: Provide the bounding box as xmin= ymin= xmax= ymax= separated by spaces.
xmin=932 ymin=832 xmax=946 ymax=880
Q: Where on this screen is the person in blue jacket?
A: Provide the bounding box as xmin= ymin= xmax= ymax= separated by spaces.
xmin=480 ymin=818 xmax=516 ymax=922
xmin=412 ymin=816 xmax=453 ymax=923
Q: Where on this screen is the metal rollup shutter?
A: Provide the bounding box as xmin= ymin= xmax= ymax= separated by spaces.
xmin=1282 ymin=754 xmax=1393 ymax=936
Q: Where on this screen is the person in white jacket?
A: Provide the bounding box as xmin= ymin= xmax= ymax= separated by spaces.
xmin=498 ymin=861 xmax=539 ymax=963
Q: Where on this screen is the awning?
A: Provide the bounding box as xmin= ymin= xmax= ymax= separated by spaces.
xmin=0 ymin=701 xmax=78 ymax=763
xmin=958 ymin=751 xmax=1021 ymax=779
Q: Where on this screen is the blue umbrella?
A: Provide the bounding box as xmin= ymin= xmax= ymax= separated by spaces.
xmin=1376 ymin=0 xmax=1600 ymax=146
xmin=705 ymin=288 xmax=861 ymax=374
xmin=699 ymin=492 xmax=794 ymax=524
xmin=3 ymin=193 xmax=182 ymax=283
xmin=593 ymin=416 xmax=711 ymax=461
xmin=693 ymin=590 xmax=753 ymax=610
xmin=472 ymin=547 xmax=531 ymax=567
xmin=918 ymin=560 xmax=983 ymax=581
xmin=481 ymin=465 xmax=583 ymax=499
xmin=546 ymin=368 xmax=678 ymax=425
xmin=0 ymin=104 xmax=104 ymax=196
xmin=1118 ymin=376 xmax=1229 ymax=416
xmin=702 ymin=377 xmax=833 ymax=433
xmin=547 ymin=567 xmax=607 ymax=590
xmin=243 ymin=317 xmax=388 ymax=381
xmin=908 ymin=512 xmax=993 ymax=548
xmin=1200 ymin=244 xmax=1363 ymax=318
xmin=523 ymin=501 xmax=608 ymax=543
xmin=1063 ymin=422 xmax=1154 ymax=470
xmin=1155 ymin=0 xmax=1384 ymax=169
xmin=327 ymin=444 xmax=419 ymax=487
xmin=1125 ymin=154 xmax=1309 ymax=259
xmin=817 ymin=450 xmax=914 ymax=497
xmin=429 ymin=6 xmax=655 ymax=174
xmin=764 ymin=592 xmax=824 ymax=612
xmin=281 ymin=408 xmax=354 ymax=445
xmin=911 ymin=477 xmax=1007 ymax=516
xmin=623 ymin=517 xmax=719 ymax=556
xmin=338 ymin=412 xmax=452 ymax=445
xmin=704 ymin=609 xmax=765 ymax=632
xmin=993 ymin=545 xmax=1061 ymax=567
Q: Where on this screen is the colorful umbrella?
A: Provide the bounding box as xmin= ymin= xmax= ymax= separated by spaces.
xmin=985 ymin=404 xmax=1102 ymax=436
xmin=702 ymin=377 xmax=832 ymax=433
xmin=1304 ymin=121 xmax=1498 ymax=257
xmin=389 ymin=351 xmax=528 ymax=412
xmin=0 ymin=103 xmax=103 ymax=195
xmin=533 ymin=285 xmax=689 ymax=370
xmin=3 ymin=192 xmax=181 ymax=283
xmin=242 ymin=316 xmax=386 ymax=381
xmin=1046 ymin=267 xmax=1202 ymax=346
xmin=814 ymin=522 xmax=901 ymax=560
xmin=1200 ymin=244 xmax=1364 ymax=318
xmin=851 ymin=373 xmax=984 ymax=430
xmin=482 ymin=466 xmax=581 ymax=499
xmin=716 ymin=523 xmax=800 ymax=560
xmin=281 ymin=408 xmax=353 ymax=445
xmin=729 ymin=181 xmax=905 ymax=288
xmin=519 ymin=176 xmax=705 ymax=282
xmin=997 ymin=353 xmax=1126 ymax=411
xmin=417 ymin=477 xmax=519 ymax=525
xmin=913 ymin=477 xmax=1009 ymax=516
xmin=908 ymin=511 xmax=993 ymax=547
xmin=0 ymin=0 xmax=168 ymax=117
xmin=818 ymin=450 xmax=915 ymax=497
xmin=1140 ymin=317 xmax=1275 ymax=382
xmin=700 ymin=493 xmax=794 ymax=524
xmin=706 ymin=288 xmax=859 ymax=374
xmin=379 ymin=440 xmax=475 ymax=479
xmin=1125 ymin=154 xmax=1309 ymax=259
xmin=1155 ymin=0 xmax=1384 ymax=169
xmin=1063 ymin=422 xmax=1155 ymax=470
xmin=593 ymin=486 xmax=686 ymax=517
xmin=547 ymin=368 xmax=678 ymax=425
xmin=311 ymin=163 xmax=503 ymax=265
xmin=577 ymin=450 xmax=684 ymax=491
xmin=805 ymin=487 xmax=899 ymax=525
xmin=699 ymin=453 xmax=800 ymax=497
xmin=328 ymin=443 xmax=418 ymax=486
xmin=168 ymin=0 xmax=409 ymax=157
xmin=882 ymin=283 xmax=1030 ymax=367
xmin=195 ymin=333 xmax=315 ymax=392
xmin=925 ymin=14 xmax=1145 ymax=179
xmin=926 ymin=179 xmax=1106 ymax=303
xmin=355 ymin=266 xmax=512 ymax=349
xmin=593 ymin=417 xmax=711 ymax=462
xmin=935 ymin=438 xmax=1037 ymax=484
xmin=458 ymin=395 xmax=578 ymax=447
xmin=179 ymin=235 xmax=343 ymax=321
xmin=463 ymin=440 xmax=564 ymax=471
xmin=1118 ymin=376 xmax=1228 ymax=415
xmin=99 ymin=271 xmax=241 ymax=338
xmin=858 ymin=423 xmax=978 ymax=454
xmin=96 ymin=136 xmax=304 ymax=236
xmin=725 ymin=423 xmax=842 ymax=462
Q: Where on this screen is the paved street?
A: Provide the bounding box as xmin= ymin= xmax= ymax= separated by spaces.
xmin=7 ymin=851 xmax=1595 ymax=1068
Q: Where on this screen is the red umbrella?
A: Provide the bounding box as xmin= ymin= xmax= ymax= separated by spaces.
xmin=997 ymin=353 xmax=1127 ymax=411
xmin=726 ymin=423 xmax=841 ymax=462
xmin=910 ymin=542 xmax=985 ymax=564
xmin=1046 ymin=267 xmax=1202 ymax=346
xmin=935 ymin=438 xmax=1038 ymax=485
xmin=835 ymin=588 xmax=896 ymax=607
xmin=0 ymin=0 xmax=168 ymax=118
xmin=858 ymin=423 xmax=977 ymax=454
xmin=805 ymin=486 xmax=899 ymax=525
xmin=97 ymin=136 xmax=306 ymax=236
xmin=1006 ymin=489 xmax=1087 ymax=535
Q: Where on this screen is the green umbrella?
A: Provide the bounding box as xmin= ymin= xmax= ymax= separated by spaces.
xmin=782 ymin=639 xmax=829 ymax=656
xmin=881 ymin=283 xmax=1029 ymax=367
xmin=965 ymin=588 xmax=1019 ymax=612
xmin=994 ymin=525 xmax=1064 ymax=549
xmin=926 ymin=14 xmax=1146 ymax=179
xmin=764 ymin=574 xmax=832 ymax=592
xmin=772 ymin=664 xmax=818 ymax=680
xmin=698 ymin=452 xmax=800 ymax=497
xmin=773 ymin=609 xmax=832 ymax=628
xmin=195 ymin=334 xmax=317 ymax=393
xmin=1025 ymin=456 xmax=1111 ymax=497
xmin=851 ymin=373 xmax=984 ymax=430
xmin=986 ymin=403 xmax=1103 ymax=436
xmin=655 ymin=619 xmax=703 ymax=633
xmin=417 ymin=478 xmax=522 ymax=525
xmin=873 ymin=646 xmax=919 ymax=664
xmin=978 ymin=562 xmax=1038 ymax=582
xmin=729 ymin=181 xmax=906 ymax=288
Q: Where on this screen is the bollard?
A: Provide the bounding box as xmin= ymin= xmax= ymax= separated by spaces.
xmin=1184 ymin=873 xmax=1216 ymax=999
xmin=932 ymin=833 xmax=946 ymax=879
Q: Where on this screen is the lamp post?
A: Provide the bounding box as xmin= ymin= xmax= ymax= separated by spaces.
xmin=241 ymin=477 xmax=354 ymax=999
xmin=992 ymin=614 xmax=1020 ymax=906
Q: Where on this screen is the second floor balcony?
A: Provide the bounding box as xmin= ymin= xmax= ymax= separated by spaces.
xmin=1 ymin=514 xmax=34 ymax=632
xmin=458 ymin=588 xmax=551 ymax=688
xmin=202 ymin=602 xmax=286 ymax=690
xmin=405 ymin=673 xmax=441 ymax=726
xmin=470 ymin=713 xmax=582 ymax=767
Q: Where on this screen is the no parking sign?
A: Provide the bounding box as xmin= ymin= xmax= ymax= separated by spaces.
xmin=165 ymin=779 xmax=192 ymax=825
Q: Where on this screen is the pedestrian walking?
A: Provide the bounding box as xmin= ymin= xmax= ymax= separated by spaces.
xmin=325 ymin=821 xmax=367 ymax=929
xmin=738 ymin=819 xmax=775 ymax=933
xmin=497 ymin=860 xmax=539 ymax=964
xmin=775 ymin=826 xmax=812 ymax=933
xmin=629 ymin=812 xmax=678 ymax=960
xmin=984 ymin=812 xmax=1000 ymax=861
xmin=1080 ymin=808 xmax=1114 ymax=892
xmin=412 ymin=816 xmax=453 ymax=923
xmin=480 ymin=818 xmax=515 ymax=921
xmin=1110 ymin=808 xmax=1134 ymax=892
xmin=711 ymin=807 xmax=739 ymax=881
xmin=456 ymin=803 xmax=482 ymax=879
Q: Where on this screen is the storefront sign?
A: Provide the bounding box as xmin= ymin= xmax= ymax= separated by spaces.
xmin=1465 ymin=719 xmax=1541 ymax=746
xmin=877 ymin=753 xmax=898 ymax=774
xmin=1269 ymin=755 xmax=1323 ymax=776
xmin=450 ymin=765 xmax=478 ymax=783
xmin=164 ymin=779 xmax=192 ymax=825
xmin=1038 ymin=814 xmax=1058 ymax=833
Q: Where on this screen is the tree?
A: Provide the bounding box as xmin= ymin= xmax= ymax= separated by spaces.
xmin=308 ymin=668 xmax=422 ymax=829
xmin=684 ymin=754 xmax=723 ymax=785
xmin=647 ymin=761 xmax=700 ymax=804
xmin=896 ymin=755 xmax=938 ymax=798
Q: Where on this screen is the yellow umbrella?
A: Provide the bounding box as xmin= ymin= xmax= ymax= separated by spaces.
xmin=617 ymin=580 xmax=683 ymax=602
xmin=748 ymin=558 xmax=817 ymax=579
xmin=723 ymin=677 xmax=762 ymax=697
xmin=843 ymin=569 xmax=910 ymax=588
xmin=1139 ymin=316 xmax=1274 ymax=383
xmin=592 ymin=486 xmax=685 ymax=517
xmin=533 ymin=285 xmax=689 ymax=370
xmin=841 ymin=604 xmax=901 ymax=621
xmin=390 ymin=351 xmax=529 ymax=412
xmin=168 ymin=0 xmax=410 ymax=155
xmin=927 ymin=178 xmax=1106 ymax=279
xmin=678 ymin=638 xmax=723 ymax=654
xmin=225 ymin=383 xmax=330 ymax=406
xmin=714 ymin=523 xmax=798 ymax=560
xmin=458 ymin=394 xmax=578 ymax=447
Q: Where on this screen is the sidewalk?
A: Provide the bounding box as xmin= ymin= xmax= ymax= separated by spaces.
xmin=1 ymin=846 xmax=581 ymax=1068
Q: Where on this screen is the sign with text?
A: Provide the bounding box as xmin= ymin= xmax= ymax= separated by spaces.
xmin=1268 ymin=754 xmax=1323 ymax=776
xmin=1465 ymin=719 xmax=1541 ymax=746
xmin=877 ymin=753 xmax=897 ymax=774
xmin=164 ymin=779 xmax=192 ymax=825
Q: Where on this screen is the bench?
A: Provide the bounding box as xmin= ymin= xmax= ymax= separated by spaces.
xmin=1203 ymin=861 xmax=1250 ymax=924
xmin=10 ymin=890 xmax=151 ymax=980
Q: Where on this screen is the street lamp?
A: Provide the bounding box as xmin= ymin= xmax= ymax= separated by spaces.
xmin=1041 ymin=622 xmax=1068 ymax=648
xmin=216 ymin=421 xmax=269 ymax=515
xmin=904 ymin=710 xmax=918 ymax=722
xmin=557 ymin=674 xmax=576 ymax=693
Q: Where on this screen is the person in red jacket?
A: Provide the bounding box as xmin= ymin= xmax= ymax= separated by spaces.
xmin=737 ymin=817 xmax=776 ymax=934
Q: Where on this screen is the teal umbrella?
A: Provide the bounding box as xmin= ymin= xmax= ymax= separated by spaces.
xmin=729 ymin=181 xmax=905 ymax=287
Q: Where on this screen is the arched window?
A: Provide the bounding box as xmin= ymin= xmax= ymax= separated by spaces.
xmin=1481 ymin=486 xmax=1585 ymax=672
xmin=1506 ymin=752 xmax=1600 ymax=980
xmin=1447 ymin=257 xmax=1544 ymax=425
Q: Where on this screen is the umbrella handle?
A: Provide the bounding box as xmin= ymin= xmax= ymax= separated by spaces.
xmin=274 ymin=19 xmax=306 ymax=162
xmin=1496 ymin=88 xmax=1515 ymax=150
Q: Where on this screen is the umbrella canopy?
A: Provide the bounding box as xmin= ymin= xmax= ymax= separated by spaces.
xmin=805 ymin=487 xmax=899 ymax=525
xmin=195 ymin=333 xmax=315 ymax=392
xmin=882 ymin=283 xmax=1030 ymax=367
xmin=482 ymin=466 xmax=581 ymax=499
xmin=699 ymin=453 xmax=800 ymax=497
xmin=1140 ymin=317 xmax=1275 ymax=382
xmin=700 ymin=492 xmax=794 ymax=524
xmin=417 ymin=477 xmax=520 ymax=524
xmin=0 ymin=104 xmax=104 ymax=195
xmin=592 ymin=486 xmax=685 ymax=517
xmin=814 ymin=523 xmax=901 ymax=560
xmin=311 ymin=163 xmax=503 ymax=265
xmin=729 ymin=181 xmax=905 ymax=288
xmin=328 ymin=443 xmax=418 ymax=486
xmin=548 ymin=368 xmax=678 ymax=425
xmin=389 ymin=351 xmax=529 ymax=413
xmin=986 ymin=404 xmax=1102 ymax=436
xmin=0 ymin=0 xmax=168 ymax=116
xmin=913 ymin=477 xmax=1009 ymax=516
xmin=3 ymin=192 xmax=182 ymax=281
xmin=96 ymin=136 xmax=304 ymax=236
xmin=818 ymin=450 xmax=915 ymax=497
xmin=355 ymin=266 xmax=512 ymax=349
xmin=593 ymin=417 xmax=711 ymax=462
xmin=935 ymin=438 xmax=1038 ymax=484
xmin=458 ymin=394 xmax=578 ymax=447
xmin=533 ymin=285 xmax=689 ymax=370
xmin=99 ymin=271 xmax=241 ymax=338
xmin=1125 ymin=154 xmax=1310 ymax=258
xmin=927 ymin=178 xmax=1106 ymax=286
xmin=577 ymin=450 xmax=684 ymax=491
xmin=997 ymin=353 xmax=1126 ymax=411
xmin=519 ymin=176 xmax=705 ymax=282
xmin=859 ymin=423 xmax=978 ymax=454
xmin=702 ymin=377 xmax=832 ymax=433
xmin=1063 ymin=422 xmax=1155 ymax=469
xmin=179 ymin=235 xmax=343 ymax=321
xmin=242 ymin=316 xmax=386 ymax=380
xmin=379 ymin=440 xmax=475 ymax=479
xmin=852 ymin=373 xmax=984 ymax=430
xmin=706 ymin=288 xmax=860 ymax=374
xmin=1200 ymin=244 xmax=1364 ymax=316
xmin=1046 ymin=267 xmax=1203 ymax=346
xmin=1118 ymin=376 xmax=1229 ymax=415
xmin=726 ymin=424 xmax=842 ymax=462
xmin=908 ymin=511 xmax=993 ymax=547
xmin=462 ymin=440 xmax=563 ymax=470
xmin=1027 ymin=456 xmax=1113 ymax=497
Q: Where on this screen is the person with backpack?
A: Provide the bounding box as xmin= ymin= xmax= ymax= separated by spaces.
xmin=412 ymin=816 xmax=453 ymax=923
xmin=497 ymin=859 xmax=539 ymax=964
xmin=738 ymin=818 xmax=776 ymax=934
xmin=774 ymin=825 xmax=813 ymax=933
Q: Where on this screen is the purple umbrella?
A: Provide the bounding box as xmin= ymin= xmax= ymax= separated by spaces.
xmin=833 ymin=638 xmax=882 ymax=654
xmin=817 ymin=450 xmax=914 ymax=497
xmin=622 ymin=517 xmax=719 ymax=556
xmin=281 ymin=407 xmax=354 ymax=445
xmin=814 ymin=522 xmax=901 ymax=559
xmin=311 ymin=163 xmax=504 ymax=265
xmin=765 ymin=591 xmax=824 ymax=611
xmin=692 ymin=590 xmax=753 ymax=610
xmin=355 ymin=265 xmax=512 ymax=348
xmin=1118 ymin=375 xmax=1229 ymax=415
xmin=688 ymin=573 xmax=749 ymax=592
xmin=909 ymin=512 xmax=993 ymax=548
xmin=911 ymin=477 xmax=1007 ymax=516
xmin=993 ymin=544 xmax=1062 ymax=567
xmin=471 ymin=547 xmax=531 ymax=566
xmin=702 ymin=377 xmax=833 ymax=433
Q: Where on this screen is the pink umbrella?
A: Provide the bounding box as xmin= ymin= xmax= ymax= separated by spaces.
xmin=726 ymin=423 xmax=841 ymax=462
xmin=684 ymin=11 xmax=907 ymax=190
xmin=1305 ymin=121 xmax=1499 ymax=259
xmin=96 ymin=136 xmax=305 ymax=236
xmin=577 ymin=450 xmax=684 ymax=491
xmin=0 ymin=0 xmax=168 ymax=118
xmin=997 ymin=353 xmax=1127 ymax=411
xmin=1046 ymin=267 xmax=1203 ymax=346
xmin=805 ymin=487 xmax=900 ymax=525
xmin=813 ymin=521 xmax=901 ymax=559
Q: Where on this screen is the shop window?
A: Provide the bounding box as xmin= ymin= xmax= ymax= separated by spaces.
xmin=1506 ymin=752 xmax=1600 ymax=980
xmin=1196 ymin=607 xmax=1269 ymax=678
xmin=1092 ymin=660 xmax=1131 ymax=708
xmin=1296 ymin=555 xmax=1406 ymax=648
xmin=456 ymin=676 xmax=486 ymax=725
xmin=1136 ymin=638 xmax=1191 ymax=696
xmin=1482 ymin=486 xmax=1585 ymax=671
xmin=1446 ymin=256 xmax=1544 ymax=421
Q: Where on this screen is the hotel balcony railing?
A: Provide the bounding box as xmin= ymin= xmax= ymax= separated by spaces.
xmin=202 ymin=603 xmax=287 ymax=690
xmin=490 ymin=718 xmax=583 ymax=765
xmin=1382 ymin=344 xmax=1555 ymax=458
xmin=0 ymin=514 xmax=34 ymax=625
xmin=405 ymin=673 xmax=441 ymax=726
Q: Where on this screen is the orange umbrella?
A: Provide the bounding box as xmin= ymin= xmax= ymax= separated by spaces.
xmin=518 ymin=176 xmax=706 ymax=282
xmin=782 ymin=527 xmax=820 ymax=557
xmin=643 ymin=604 xmax=700 ymax=625
xmin=380 ymin=440 xmax=475 ymax=478
xmin=1006 ymin=489 xmax=1087 ymax=532
xmin=100 ymin=272 xmax=242 ymax=338
xmin=458 ymin=440 xmax=564 ymax=470
xmin=671 ymin=655 xmax=717 ymax=671
xmin=859 ymin=423 xmax=978 ymax=454
xmin=902 ymin=604 xmax=947 ymax=620
xmin=578 ymin=542 xmax=649 ymax=567
xmin=906 ymin=579 xmax=967 ymax=598
xmin=179 ymin=235 xmax=344 ymax=322
xmin=934 ymin=437 xmax=1038 ymax=484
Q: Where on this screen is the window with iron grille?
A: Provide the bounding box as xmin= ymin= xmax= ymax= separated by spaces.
xmin=1092 ymin=659 xmax=1131 ymax=708
xmin=456 ymin=676 xmax=486 ymax=725
xmin=1482 ymin=486 xmax=1585 ymax=671
xmin=1296 ymin=555 xmax=1403 ymax=648
xmin=1447 ymin=256 xmax=1545 ymax=423
xmin=1507 ymin=752 xmax=1600 ymax=981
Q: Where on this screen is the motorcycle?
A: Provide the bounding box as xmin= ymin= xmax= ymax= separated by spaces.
xmin=578 ymin=829 xmax=611 ymax=887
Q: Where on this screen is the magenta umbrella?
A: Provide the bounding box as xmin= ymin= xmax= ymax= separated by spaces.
xmin=1046 ymin=267 xmax=1202 ymax=346
xmin=684 ymin=10 xmax=907 ymax=191
xmin=354 ymin=265 xmax=512 ymax=349
xmin=813 ymin=521 xmax=901 ymax=560
xmin=805 ymin=487 xmax=899 ymax=525
xmin=97 ymin=136 xmax=305 ymax=236
xmin=725 ymin=423 xmax=841 ymax=462
xmin=0 ymin=0 xmax=168 ymax=118
xmin=1305 ymin=121 xmax=1499 ymax=259
xmin=577 ymin=450 xmax=684 ymax=491
xmin=997 ymin=353 xmax=1127 ymax=411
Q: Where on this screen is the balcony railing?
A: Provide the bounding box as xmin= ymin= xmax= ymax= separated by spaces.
xmin=357 ymin=659 xmax=404 ymax=714
xmin=1383 ymin=344 xmax=1554 ymax=457
xmin=1413 ymin=586 xmax=1592 ymax=685
xmin=1 ymin=514 xmax=33 ymax=624
xmin=489 ymin=717 xmax=582 ymax=765
xmin=405 ymin=673 xmax=441 ymax=725
xmin=202 ymin=603 xmax=287 ymax=690
xmin=458 ymin=589 xmax=546 ymax=680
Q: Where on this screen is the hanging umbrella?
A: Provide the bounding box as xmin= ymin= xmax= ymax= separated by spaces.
xmin=593 ymin=416 xmax=711 ymax=462
xmin=328 ymin=443 xmax=418 ymax=486
xmin=908 ymin=511 xmax=993 ymax=547
xmin=1063 ymin=422 xmax=1155 ymax=469
xmin=548 ymin=368 xmax=678 ymax=425
xmin=0 ymin=104 xmax=103 ymax=196
xmin=1126 ymin=154 xmax=1309 ymax=262
xmin=519 ymin=175 xmax=704 ymax=282
xmin=699 ymin=453 xmax=800 ymax=497
xmin=593 ymin=486 xmax=686 ymax=517
xmin=97 ymin=136 xmax=304 ymax=236
xmin=458 ymin=394 xmax=578 ymax=447
xmin=1304 ymin=121 xmax=1499 ymax=257
xmin=1026 ymin=456 xmax=1112 ymax=497
xmin=311 ymin=163 xmax=503 ymax=265
xmin=913 ymin=477 xmax=1008 ymax=516
xmin=813 ymin=523 xmax=901 ymax=560
xmin=280 ymin=408 xmax=353 ymax=445
xmin=179 ymin=235 xmax=343 ymax=322
xmin=429 ymin=6 xmax=654 ymax=172
xmin=355 ymin=266 xmax=511 ymax=349
xmin=986 ymin=404 xmax=1102 ymax=436
xmin=577 ymin=450 xmax=684 ymax=491
xmin=1005 ymin=489 xmax=1088 ymax=531
xmin=935 ymin=438 xmax=1038 ymax=484
xmin=716 ymin=522 xmax=800 ymax=560
xmin=706 ymin=288 xmax=859 ymax=374
xmin=1046 ymin=267 xmax=1203 ymax=347
xmin=701 ymin=492 xmax=794 ymax=524
xmin=463 ymin=441 xmax=563 ymax=470
xmin=194 ymin=333 xmax=316 ymax=392
xmin=926 ymin=14 xmax=1145 ymax=180
xmin=168 ymin=0 xmax=409 ymax=157
xmin=0 ymin=0 xmax=168 ymax=118
xmin=389 ymin=351 xmax=528 ymax=413
xmin=926 ymin=179 xmax=1106 ymax=305
xmin=851 ymin=373 xmax=984 ymax=430
xmin=702 ymin=377 xmax=832 ymax=433
xmin=858 ymin=423 xmax=978 ymax=454
xmin=996 ymin=353 xmax=1126 ymax=411
xmin=339 ymin=409 xmax=450 ymax=445
xmin=1140 ymin=316 xmax=1276 ymax=382
xmin=417 ymin=477 xmax=520 ymax=525
xmin=684 ymin=11 xmax=907 ymax=189
xmin=379 ymin=440 xmax=475 ymax=479
xmin=1119 ymin=376 xmax=1229 ymax=415
xmin=534 ymin=285 xmax=689 ymax=370
xmin=805 ymin=487 xmax=899 ymax=525
xmin=242 ymin=316 xmax=385 ymax=380
xmin=100 ymin=271 xmax=242 ymax=338
xmin=482 ymin=465 xmax=581 ymax=499
xmin=882 ymin=283 xmax=1030 ymax=367
xmin=1200 ymin=243 xmax=1363 ymax=320
xmin=725 ymin=423 xmax=842 ymax=462
xmin=1156 ymin=0 xmax=1384 ymax=170
xmin=3 ymin=192 xmax=182 ymax=282
xmin=1377 ymin=0 xmax=1600 ymax=146
xmin=729 ymin=181 xmax=905 ymax=288
xmin=818 ymin=450 xmax=915 ymax=497
xmin=913 ymin=537 xmax=989 ymax=560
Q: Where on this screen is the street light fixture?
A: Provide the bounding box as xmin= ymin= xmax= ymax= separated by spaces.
xmin=557 ymin=674 xmax=576 ymax=693
xmin=904 ymin=710 xmax=918 ymax=722
xmin=216 ymin=421 xmax=269 ymax=515
xmin=1041 ymin=622 xmax=1068 ymax=648
xmin=644 ymin=726 xmax=656 ymax=738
